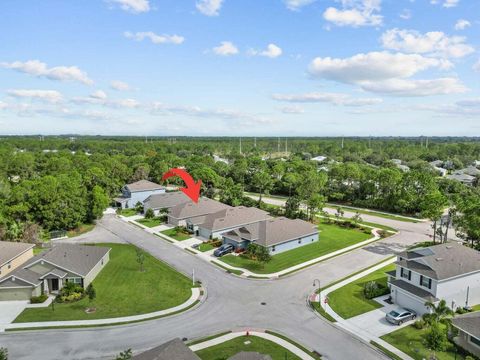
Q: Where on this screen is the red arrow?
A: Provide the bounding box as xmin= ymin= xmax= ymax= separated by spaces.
xmin=162 ymin=168 xmax=202 ymax=203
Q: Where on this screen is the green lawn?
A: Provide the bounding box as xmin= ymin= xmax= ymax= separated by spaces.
xmin=161 ymin=228 xmax=192 ymax=241
xmin=327 ymin=264 xmax=395 ymax=319
xmin=327 ymin=204 xmax=419 ymax=223
xmin=14 ymin=243 xmax=193 ymax=322
xmin=195 ymin=335 xmax=301 ymax=360
xmin=381 ymin=325 xmax=467 ymax=360
xmin=67 ymin=223 xmax=95 ymax=238
xmin=118 ymin=208 xmax=138 ymax=217
xmin=220 ymin=222 xmax=372 ymax=274
xmin=198 ymin=243 xmax=215 ymax=252
xmin=136 ymin=217 xmax=164 ymax=228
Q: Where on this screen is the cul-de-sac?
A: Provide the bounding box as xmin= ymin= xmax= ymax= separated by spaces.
xmin=1 ymin=1 xmax=480 ymax=360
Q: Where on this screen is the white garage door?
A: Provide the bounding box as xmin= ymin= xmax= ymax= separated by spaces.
xmin=393 ymin=289 xmax=429 ymax=315
xmin=0 ymin=288 xmax=32 ymax=301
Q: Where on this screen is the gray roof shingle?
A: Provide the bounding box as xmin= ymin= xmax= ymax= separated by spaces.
xmin=169 ymin=197 xmax=231 ymax=220
xmin=0 ymin=241 xmax=35 ymax=267
xmin=126 ymin=180 xmax=164 ymax=192
xmin=389 ymin=279 xmax=438 ymax=302
xmin=132 ymin=338 xmax=200 ymax=360
xmin=199 ymin=207 xmax=271 ymax=232
xmin=452 ymin=312 xmax=480 ymax=338
xmin=144 ymin=191 xmax=190 ymax=209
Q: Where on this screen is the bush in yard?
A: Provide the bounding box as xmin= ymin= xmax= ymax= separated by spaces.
xmin=0 ymin=347 xmax=7 ymax=360
xmin=144 ymin=208 xmax=155 ymax=219
xmin=115 ymin=349 xmax=132 ymax=360
xmin=414 ymin=319 xmax=426 ymax=329
xmin=57 ymin=282 xmax=84 ymax=303
xmin=425 ymin=322 xmax=448 ymax=351
xmin=86 ymin=283 xmax=96 ymax=303
xmin=378 ymin=230 xmax=389 ymax=238
xmin=30 ymin=294 xmax=48 ymax=304
xmin=363 ymin=281 xmax=388 ymax=299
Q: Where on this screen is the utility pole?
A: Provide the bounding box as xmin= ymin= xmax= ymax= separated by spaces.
xmin=341 ymin=137 xmax=344 ymax=149
xmin=254 ymin=137 xmax=257 ymax=148
xmin=285 ymin=138 xmax=288 ymax=154
xmin=277 ymin=137 xmax=280 ymax=153
xmin=239 ymin=137 xmax=242 ymax=155
xmin=426 ymin=137 xmax=429 ymax=149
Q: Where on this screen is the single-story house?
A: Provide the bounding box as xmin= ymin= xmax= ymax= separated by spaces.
xmin=0 ymin=245 xmax=110 ymax=301
xmin=168 ymin=197 xmax=231 ymax=227
xmin=452 ymin=312 xmax=480 ymax=357
xmin=222 ymin=217 xmax=319 ymax=254
xmin=115 ymin=180 xmax=165 ymax=209
xmin=191 ymin=206 xmax=271 ymax=239
xmin=387 ymin=243 xmax=480 ymax=315
xmin=0 ymin=241 xmax=35 ymax=278
xmin=143 ymin=191 xmax=190 ymax=215
xmin=133 ymin=338 xmax=201 ymax=360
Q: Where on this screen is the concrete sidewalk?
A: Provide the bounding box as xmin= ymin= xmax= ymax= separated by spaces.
xmin=3 ymin=288 xmax=201 ymax=331
xmin=189 ymin=330 xmax=316 ymax=360
xmin=315 ymin=258 xmax=414 ymax=360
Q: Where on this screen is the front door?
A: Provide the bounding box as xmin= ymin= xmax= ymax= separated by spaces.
xmin=51 ymin=278 xmax=59 ymax=292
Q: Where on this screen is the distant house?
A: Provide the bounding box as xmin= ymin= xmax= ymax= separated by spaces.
xmin=0 ymin=245 xmax=110 ymax=301
xmin=311 ymin=155 xmax=327 ymax=163
xmin=143 ymin=192 xmax=190 ymax=215
xmin=115 ymin=180 xmax=165 ymax=209
xmin=167 ymin=197 xmax=231 ymax=227
xmin=193 ymin=206 xmax=271 ymax=239
xmin=223 ymin=217 xmax=319 ymax=254
xmin=213 ymin=154 xmax=229 ymax=165
xmin=0 ymin=242 xmax=35 ymax=278
xmin=387 ymin=243 xmax=480 ymax=315
xmin=133 ymin=338 xmax=200 ymax=360
xmin=452 ymin=312 xmax=480 ymax=357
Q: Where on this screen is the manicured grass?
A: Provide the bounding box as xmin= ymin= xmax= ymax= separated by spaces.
xmin=161 ymin=228 xmax=192 ymax=241
xmin=195 ymin=335 xmax=301 ymax=360
xmin=472 ymin=304 xmax=480 ymax=311
xmin=220 ymin=222 xmax=372 ymax=274
xmin=14 ymin=243 xmax=192 ymax=322
xmin=264 ymin=331 xmax=322 ymax=360
xmin=187 ymin=331 xmax=233 ymax=346
xmin=370 ymin=341 xmax=402 ymax=360
xmin=212 ymin=261 xmax=244 ymax=276
xmin=136 ymin=217 xmax=164 ymax=228
xmin=327 ymin=264 xmax=395 ymax=319
xmin=118 ymin=208 xmax=138 ymax=217
xmin=327 ymin=204 xmax=419 ymax=223
xmin=311 ymin=302 xmax=337 ymax=322
xmin=198 ymin=243 xmax=215 ymax=252
xmin=67 ymin=223 xmax=95 ymax=238
xmin=381 ymin=325 xmax=467 ymax=360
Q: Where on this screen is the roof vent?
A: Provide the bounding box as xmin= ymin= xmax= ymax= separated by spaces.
xmin=436 ymin=257 xmax=443 ymax=261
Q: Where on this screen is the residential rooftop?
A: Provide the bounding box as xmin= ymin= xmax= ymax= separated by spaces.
xmin=169 ymin=197 xmax=231 ymax=220
xmin=452 ymin=312 xmax=480 ymax=339
xmin=132 ymin=338 xmax=200 ymax=360
xmin=125 ymin=180 xmax=165 ymax=192
xmin=199 ymin=206 xmax=271 ymax=231
xmin=0 ymin=241 xmax=35 ymax=267
xmin=396 ymin=243 xmax=480 ymax=280
xmin=144 ymin=191 xmax=190 ymax=209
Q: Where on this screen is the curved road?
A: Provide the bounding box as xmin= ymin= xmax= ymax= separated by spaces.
xmin=1 ymin=209 xmax=435 ymax=360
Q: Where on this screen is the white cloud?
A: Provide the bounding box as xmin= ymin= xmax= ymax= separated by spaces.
xmin=323 ymin=0 xmax=383 ymax=27
xmin=273 ymin=92 xmax=383 ymax=106
xmin=90 ymin=90 xmax=107 ymax=100
xmin=212 ymin=41 xmax=239 ymax=56
xmin=110 ymin=80 xmax=130 ymax=91
xmin=71 ymin=91 xmax=140 ymax=108
xmin=6 ymin=89 xmax=63 ymax=103
xmin=0 ymin=60 xmax=93 ymax=85
xmin=308 ymin=51 xmax=464 ymax=96
xmin=280 ymin=105 xmax=305 ymax=114
xmin=151 ymin=102 xmax=271 ymax=124
xmin=416 ymin=98 xmax=480 ymax=117
xmin=473 ymin=59 xmax=480 ymax=72
xmin=249 ymin=44 xmax=283 ymax=58
xmin=399 ymin=9 xmax=411 ymax=20
xmin=381 ymin=29 xmax=474 ymax=58
xmin=196 ymin=0 xmax=224 ymax=16
xmin=284 ymin=0 xmax=316 ymax=11
xmin=108 ymin=0 xmax=150 ymax=13
xmin=124 ymin=31 xmax=184 ymax=45
xmin=454 ymin=19 xmax=471 ymax=30
xmin=430 ymin=0 xmax=459 ymax=7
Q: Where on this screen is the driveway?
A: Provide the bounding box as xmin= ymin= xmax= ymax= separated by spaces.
xmin=348 ymin=296 xmax=414 ymax=337
xmin=0 ymin=301 xmax=28 ymax=331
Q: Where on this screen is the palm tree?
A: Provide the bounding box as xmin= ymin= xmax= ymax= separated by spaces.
xmin=422 ymin=299 xmax=454 ymax=327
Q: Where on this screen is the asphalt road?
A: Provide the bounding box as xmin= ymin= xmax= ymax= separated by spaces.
xmin=0 ymin=209 xmax=434 ymax=360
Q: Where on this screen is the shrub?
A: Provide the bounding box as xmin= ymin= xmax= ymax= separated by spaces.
xmin=144 ymin=208 xmax=154 ymax=219
xmin=363 ymin=281 xmax=388 ymax=299
xmin=61 ymin=282 xmax=84 ymax=297
xmin=378 ymin=230 xmax=389 ymax=238
xmin=456 ymin=307 xmax=467 ymax=315
xmin=30 ymin=294 xmax=48 ymax=304
xmin=0 ymin=347 xmax=7 ymax=360
xmin=414 ymin=319 xmax=425 ymax=329
xmin=425 ymin=322 xmax=448 ymax=351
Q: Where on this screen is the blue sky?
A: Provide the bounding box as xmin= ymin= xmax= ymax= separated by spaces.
xmin=0 ymin=0 xmax=479 ymax=136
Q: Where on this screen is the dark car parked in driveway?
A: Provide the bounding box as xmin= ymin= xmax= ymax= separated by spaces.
xmin=386 ymin=308 xmax=416 ymax=325
xmin=214 ymin=244 xmax=234 ymax=257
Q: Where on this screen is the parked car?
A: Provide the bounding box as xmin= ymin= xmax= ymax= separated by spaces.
xmin=386 ymin=308 xmax=416 ymax=325
xmin=214 ymin=244 xmax=234 ymax=257
xmin=191 ymin=243 xmax=200 ymax=249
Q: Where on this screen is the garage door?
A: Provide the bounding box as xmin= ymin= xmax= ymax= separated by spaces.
xmin=394 ymin=289 xmax=428 ymax=315
xmin=0 ymin=288 xmax=32 ymax=301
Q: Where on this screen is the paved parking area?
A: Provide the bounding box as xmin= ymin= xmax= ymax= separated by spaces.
xmin=348 ymin=297 xmax=414 ymax=337
xmin=0 ymin=301 xmax=28 ymax=331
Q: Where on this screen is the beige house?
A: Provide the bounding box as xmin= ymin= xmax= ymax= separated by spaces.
xmin=0 ymin=244 xmax=110 ymax=301
xmin=0 ymin=241 xmax=35 ymax=278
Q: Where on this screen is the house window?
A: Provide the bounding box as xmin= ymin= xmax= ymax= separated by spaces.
xmin=470 ymin=335 xmax=480 ymax=347
xmin=400 ymin=268 xmax=411 ymax=280
xmin=66 ymin=277 xmax=82 ymax=285
xmin=420 ymin=275 xmax=432 ymax=289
